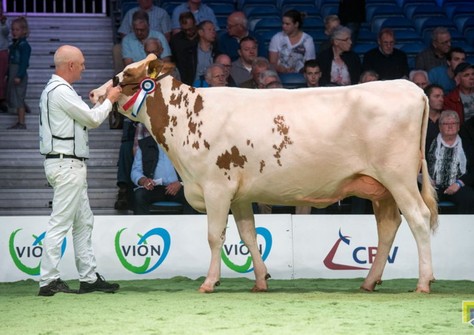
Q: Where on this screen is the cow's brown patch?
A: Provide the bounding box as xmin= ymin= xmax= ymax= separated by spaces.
xmin=192 ymin=141 xmax=200 ymax=150
xmin=259 ymin=160 xmax=265 ymax=173
xmin=147 ymin=82 xmax=170 ymax=151
xmin=169 ymin=91 xmax=183 ymax=107
xmin=271 ymin=115 xmax=293 ymax=166
xmin=188 ymin=120 xmax=197 ymax=134
xmin=247 ymin=139 xmax=254 ymax=148
xmin=194 ymin=95 xmax=204 ymax=117
xmin=204 ymin=140 xmax=210 ymax=150
xmin=171 ymin=78 xmax=182 ymax=91
xmin=216 ymin=146 xmax=247 ymax=170
xmin=171 ymin=115 xmax=178 ymax=127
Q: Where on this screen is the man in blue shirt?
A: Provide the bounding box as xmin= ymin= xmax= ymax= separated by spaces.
xmin=171 ymin=0 xmax=219 ymax=35
xmin=131 ymin=136 xmax=194 ymax=215
xmin=428 ymin=47 xmax=466 ymax=95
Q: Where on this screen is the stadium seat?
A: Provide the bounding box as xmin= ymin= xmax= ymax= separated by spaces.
xmin=372 ymin=17 xmax=417 ymax=33
xmin=252 ymin=17 xmax=282 ymax=33
xmin=394 ymin=30 xmax=423 ymax=43
xmin=357 ymin=28 xmax=377 ymax=43
xmin=319 ymin=4 xmax=339 ymax=18
xmin=404 ymin=4 xmax=446 ymax=20
xmin=150 ymin=201 xmax=184 ymax=214
xmin=414 ymin=16 xmax=456 ymax=35
xmin=279 ymin=73 xmax=306 ymax=89
xmin=444 ymin=4 xmax=474 ymax=21
xmin=399 ymin=41 xmax=426 ymax=57
xmin=366 ymin=4 xmax=404 ymax=22
xmin=239 ymin=0 xmax=279 ymax=11
xmin=301 ymin=17 xmax=324 ymax=32
xmin=121 ymin=2 xmax=137 ymax=17
xmin=352 ymin=43 xmax=377 ymax=56
xmin=281 ymin=5 xmax=321 ymax=19
xmin=244 ymin=5 xmax=281 ymax=21
xmin=396 ymin=0 xmax=439 ymax=10
xmin=438 ymin=200 xmax=456 ymax=214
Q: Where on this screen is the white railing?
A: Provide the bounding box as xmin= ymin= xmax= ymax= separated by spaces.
xmin=4 ymin=0 xmax=108 ymax=16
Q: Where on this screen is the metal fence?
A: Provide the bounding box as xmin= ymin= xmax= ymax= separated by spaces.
xmin=4 ymin=0 xmax=109 ymax=16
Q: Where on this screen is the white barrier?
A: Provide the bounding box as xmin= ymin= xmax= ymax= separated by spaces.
xmin=1 ymin=215 xmax=472 ymax=282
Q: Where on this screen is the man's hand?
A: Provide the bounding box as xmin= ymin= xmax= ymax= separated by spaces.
xmin=165 ymin=181 xmax=182 ymax=196
xmin=106 ymin=85 xmax=122 ymax=103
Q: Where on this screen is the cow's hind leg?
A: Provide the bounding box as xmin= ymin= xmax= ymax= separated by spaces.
xmin=199 ymin=194 xmax=233 ymax=293
xmin=361 ymin=196 xmax=401 ymax=292
xmin=231 ymin=202 xmax=270 ymax=292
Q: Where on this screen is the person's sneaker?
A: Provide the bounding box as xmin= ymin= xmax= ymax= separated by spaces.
xmin=38 ymin=278 xmax=78 ymax=296
xmin=79 ymin=273 xmax=119 ymax=294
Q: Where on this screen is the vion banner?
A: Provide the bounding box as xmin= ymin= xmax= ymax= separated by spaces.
xmin=0 ymin=215 xmax=472 ymax=282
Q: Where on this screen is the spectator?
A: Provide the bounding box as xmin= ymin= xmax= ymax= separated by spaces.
xmin=302 ymin=59 xmax=322 ymax=87
xmin=171 ymin=0 xmax=219 ymax=35
xmin=409 ymin=69 xmax=430 ymax=89
xmin=122 ymin=10 xmax=171 ymax=67
xmin=258 ymin=69 xmax=282 ymax=89
xmin=316 ymin=26 xmax=361 ymax=86
xmin=460 ymin=112 xmax=474 ymax=162
xmin=205 ymin=63 xmax=227 ymax=87
xmin=362 ymin=28 xmax=409 ymax=80
xmin=319 ymin=15 xmax=340 ymax=54
xmin=170 ymin=11 xmax=198 ymax=84
xmin=444 ymin=62 xmax=474 ymax=124
xmin=338 ymin=0 xmax=365 ymax=43
xmin=269 ymin=10 xmax=315 ymax=74
xmin=359 ymin=70 xmax=379 ymax=83
xmin=218 ymin=11 xmax=266 ymax=61
xmin=182 ymin=20 xmax=219 ymax=86
xmin=131 ymin=135 xmax=194 ymax=215
xmin=0 ymin=5 xmax=8 ymax=113
xmin=214 ymin=54 xmax=236 ymax=86
xmin=230 ymin=36 xmax=258 ymax=86
xmin=427 ymin=110 xmax=474 ymax=214
xmin=240 ymin=57 xmax=271 ymax=88
xmin=118 ymin=0 xmax=171 ymax=41
xmin=428 ymin=47 xmax=466 ymax=95
xmin=424 ymin=84 xmax=445 ymax=154
xmin=7 ymin=16 xmax=31 ymax=130
xmin=415 ymin=27 xmax=451 ymax=72
xmin=38 ymin=45 xmax=121 ymax=296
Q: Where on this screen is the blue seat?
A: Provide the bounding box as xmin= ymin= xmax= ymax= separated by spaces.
xmin=252 ymin=17 xmax=282 ymax=33
xmin=244 ymin=5 xmax=281 ymax=21
xmin=438 ymin=201 xmax=456 ymax=214
xmin=366 ymin=4 xmax=404 ymax=22
xmin=302 ymin=17 xmax=324 ymax=32
xmin=404 ymin=4 xmax=446 ymax=20
xmin=279 ymin=73 xmax=306 ymax=89
xmin=281 ymin=4 xmax=321 ymax=19
xmin=394 ymin=30 xmax=423 ymax=43
xmin=353 ymin=42 xmax=377 ymax=55
xmin=320 ymin=4 xmax=338 ymax=18
xmin=444 ymin=4 xmax=474 ymax=21
xmin=372 ymin=17 xmax=417 ymax=33
xmin=399 ymin=41 xmax=426 ymax=57
xmin=150 ymin=201 xmax=184 ymax=214
xmin=414 ymin=17 xmax=457 ymax=35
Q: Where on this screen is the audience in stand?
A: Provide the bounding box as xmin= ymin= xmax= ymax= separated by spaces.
xmin=362 ymin=28 xmax=409 ymax=80
xmin=269 ymin=10 xmax=315 ymax=74
xmin=409 ymin=69 xmax=430 ymax=89
xmin=169 ymin=11 xmax=198 ymax=84
xmin=319 ymin=15 xmax=340 ymax=54
xmin=121 ymin=10 xmax=171 ymax=67
xmin=7 ymin=16 xmax=31 ymax=129
xmin=118 ymin=0 xmax=171 ymax=41
xmin=444 ymin=62 xmax=474 ymax=124
xmin=424 ymin=84 xmax=445 ymax=154
xmin=415 ymin=27 xmax=451 ymax=72
xmin=317 ymin=26 xmax=361 ymax=86
xmin=429 ymin=47 xmax=466 ymax=95
xmin=302 ymin=59 xmax=322 ymax=87
xmin=0 ymin=5 xmax=8 ymax=113
xmin=240 ymin=57 xmax=271 ymax=88
xmin=219 ymin=11 xmax=266 ymax=61
xmin=427 ymin=110 xmax=474 ymax=214
xmin=171 ymin=0 xmax=219 ymax=35
xmin=131 ymin=135 xmax=195 ymax=215
xmin=230 ymin=36 xmax=258 ymax=86
xmin=185 ymin=20 xmax=219 ymax=86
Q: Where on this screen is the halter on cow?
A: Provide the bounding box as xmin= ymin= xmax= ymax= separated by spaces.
xmin=90 ymin=54 xmax=438 ymax=293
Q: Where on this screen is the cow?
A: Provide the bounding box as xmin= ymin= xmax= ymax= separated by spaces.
xmin=90 ymin=54 xmax=438 ymax=293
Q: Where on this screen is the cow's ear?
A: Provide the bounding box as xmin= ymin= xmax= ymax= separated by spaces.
xmin=148 ymin=59 xmax=164 ymax=79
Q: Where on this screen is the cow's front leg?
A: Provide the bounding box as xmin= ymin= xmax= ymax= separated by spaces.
xmin=198 ymin=197 xmax=232 ymax=293
xmin=231 ymin=202 xmax=270 ymax=292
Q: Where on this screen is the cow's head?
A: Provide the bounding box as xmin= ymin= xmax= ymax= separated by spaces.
xmin=89 ymin=54 xmax=175 ymax=122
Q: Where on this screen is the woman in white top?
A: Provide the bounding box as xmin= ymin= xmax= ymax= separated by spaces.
xmin=268 ymin=10 xmax=315 ymax=74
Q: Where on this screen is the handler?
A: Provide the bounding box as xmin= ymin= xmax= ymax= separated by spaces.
xmin=38 ymin=45 xmax=122 ymax=296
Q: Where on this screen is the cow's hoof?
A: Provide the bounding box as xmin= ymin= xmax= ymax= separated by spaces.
xmin=414 ymin=278 xmax=434 ymax=293
xmin=360 ymin=280 xmax=382 ymax=292
xmin=251 ymin=273 xmax=271 ymax=292
xmin=198 ymin=280 xmax=220 ymax=293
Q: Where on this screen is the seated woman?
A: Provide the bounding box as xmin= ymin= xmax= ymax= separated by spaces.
xmin=268 ymin=10 xmax=315 ymax=74
xmin=316 ymin=25 xmax=361 ymax=86
xmin=427 ymin=110 xmax=474 ymax=214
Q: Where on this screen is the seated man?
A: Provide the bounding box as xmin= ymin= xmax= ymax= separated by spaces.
xmin=131 ymin=135 xmax=194 ymax=215
xmin=303 ymin=59 xmax=322 ymax=87
xmin=409 ymin=69 xmax=430 ymax=89
xmin=230 ymin=36 xmax=258 ymax=86
xmin=193 ymin=63 xmax=228 ymax=87
xmin=428 ymin=47 xmax=466 ymax=94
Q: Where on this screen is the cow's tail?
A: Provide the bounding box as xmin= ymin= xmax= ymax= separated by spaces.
xmin=420 ymin=93 xmax=439 ymax=233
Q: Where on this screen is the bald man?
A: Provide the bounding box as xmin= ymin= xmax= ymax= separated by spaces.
xmin=38 ymin=45 xmax=122 ymax=296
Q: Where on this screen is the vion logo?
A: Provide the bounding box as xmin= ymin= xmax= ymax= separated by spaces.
xmin=221 ymin=227 xmax=272 ymax=273
xmin=115 ymin=228 xmax=170 ymax=274
xmin=324 ymin=228 xmax=398 ymax=270
xmin=9 ymin=229 xmax=67 ymax=276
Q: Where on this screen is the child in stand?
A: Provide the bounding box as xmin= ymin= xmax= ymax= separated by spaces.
xmin=0 ymin=5 xmax=9 ymax=113
xmin=7 ymin=16 xmax=31 ymax=129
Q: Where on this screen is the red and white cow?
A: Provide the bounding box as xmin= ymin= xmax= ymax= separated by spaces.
xmin=91 ymin=55 xmax=438 ymax=293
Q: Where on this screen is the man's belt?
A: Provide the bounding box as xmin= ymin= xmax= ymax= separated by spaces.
xmin=45 ymin=154 xmax=87 ymax=161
